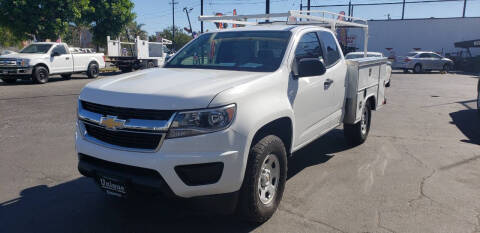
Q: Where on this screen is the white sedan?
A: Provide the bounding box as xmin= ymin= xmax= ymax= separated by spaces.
xmin=345 ymin=52 xmax=392 ymax=87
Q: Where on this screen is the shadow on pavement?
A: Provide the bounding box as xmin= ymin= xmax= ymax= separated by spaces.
xmin=0 ymin=129 xmax=352 ymax=233
xmin=0 ymin=72 xmax=121 ymax=86
xmin=449 ymin=108 xmax=480 ymax=145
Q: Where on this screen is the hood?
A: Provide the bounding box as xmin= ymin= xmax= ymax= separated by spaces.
xmin=80 ymin=68 xmax=266 ymax=110
xmin=0 ymin=53 xmax=48 ymax=60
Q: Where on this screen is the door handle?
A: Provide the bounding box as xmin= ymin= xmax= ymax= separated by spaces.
xmin=324 ymin=79 xmax=334 ymax=89
xmin=66 ymin=57 xmax=70 ymax=60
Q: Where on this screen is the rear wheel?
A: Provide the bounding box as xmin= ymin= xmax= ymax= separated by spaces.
xmin=413 ymin=64 xmax=422 ymax=74
xmin=344 ymin=101 xmax=372 ymax=146
xmin=1 ymin=78 xmax=17 ymax=84
xmin=147 ymin=61 xmax=155 ymax=69
xmin=32 ymin=66 xmax=49 ymax=84
xmin=87 ymin=63 xmax=99 ymax=79
xmin=238 ymin=135 xmax=287 ymax=223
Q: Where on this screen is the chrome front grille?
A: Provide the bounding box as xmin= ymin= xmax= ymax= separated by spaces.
xmin=0 ymin=59 xmax=17 ymax=67
xmin=78 ymin=100 xmax=176 ymax=152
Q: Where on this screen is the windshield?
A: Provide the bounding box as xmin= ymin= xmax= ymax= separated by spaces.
xmin=165 ymin=31 xmax=291 ymax=72
xmin=20 ymin=44 xmax=53 ymax=54
xmin=407 ymin=52 xmax=418 ymax=57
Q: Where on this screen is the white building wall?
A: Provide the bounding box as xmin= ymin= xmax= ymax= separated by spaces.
xmin=348 ymin=17 xmax=480 ymax=57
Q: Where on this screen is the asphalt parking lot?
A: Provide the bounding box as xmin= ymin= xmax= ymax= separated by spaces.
xmin=0 ymin=71 xmax=479 ymax=233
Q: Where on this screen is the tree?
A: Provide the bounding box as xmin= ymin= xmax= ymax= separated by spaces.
xmin=0 ymin=0 xmax=90 ymax=41
xmin=88 ymin=0 xmax=136 ymax=48
xmin=0 ymin=26 xmax=22 ymax=48
xmin=157 ymin=26 xmax=193 ymax=51
xmin=121 ymin=21 xmax=147 ymax=41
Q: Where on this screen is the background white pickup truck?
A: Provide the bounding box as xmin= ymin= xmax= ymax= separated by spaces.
xmin=0 ymin=42 xmax=105 ymax=84
xmin=75 ymin=11 xmax=388 ymax=223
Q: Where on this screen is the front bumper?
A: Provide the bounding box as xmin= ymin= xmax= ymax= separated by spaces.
xmin=0 ymin=67 xmax=32 ymax=76
xmin=75 ymin=123 xmax=248 ymax=198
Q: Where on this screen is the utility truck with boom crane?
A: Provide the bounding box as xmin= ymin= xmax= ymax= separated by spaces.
xmin=75 ymin=11 xmax=388 ymax=222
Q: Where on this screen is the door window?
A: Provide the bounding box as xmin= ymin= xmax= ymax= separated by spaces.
xmin=430 ymin=53 xmax=442 ymax=59
xmin=295 ymin=32 xmax=323 ymax=61
xmin=419 ymin=53 xmax=431 ymax=58
xmin=52 ymin=45 xmax=67 ymax=55
xmin=318 ymin=31 xmax=341 ymax=67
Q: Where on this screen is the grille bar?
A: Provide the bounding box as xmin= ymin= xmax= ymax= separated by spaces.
xmin=81 ymin=101 xmax=174 ymax=120
xmin=84 ymin=123 xmax=163 ymax=150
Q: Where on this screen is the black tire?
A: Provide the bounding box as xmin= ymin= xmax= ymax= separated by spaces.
xmin=413 ymin=64 xmax=422 ymax=74
xmin=1 ymin=78 xmax=17 ymax=84
xmin=61 ymin=74 xmax=72 ymax=80
xmin=147 ymin=61 xmax=155 ymax=69
xmin=403 ymin=69 xmax=409 ymax=73
xmin=32 ymin=66 xmax=49 ymax=84
xmin=385 ymin=80 xmax=391 ymax=87
xmin=238 ymin=135 xmax=287 ymax=223
xmin=443 ymin=64 xmax=450 ymax=73
xmin=87 ymin=63 xmax=99 ymax=79
xmin=344 ymin=101 xmax=372 ymax=146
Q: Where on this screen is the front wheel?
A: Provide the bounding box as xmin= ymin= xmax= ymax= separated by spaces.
xmin=413 ymin=64 xmax=422 ymax=74
xmin=238 ymin=135 xmax=287 ymax=223
xmin=443 ymin=64 xmax=451 ymax=73
xmin=32 ymin=66 xmax=49 ymax=84
xmin=87 ymin=63 xmax=99 ymax=79
xmin=344 ymin=101 xmax=372 ymax=146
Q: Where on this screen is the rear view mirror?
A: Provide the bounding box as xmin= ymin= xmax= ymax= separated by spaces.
xmin=51 ymin=52 xmax=60 ymax=57
xmin=295 ymin=58 xmax=326 ymax=78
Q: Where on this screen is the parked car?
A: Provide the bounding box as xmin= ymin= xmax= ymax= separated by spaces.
xmin=345 ymin=51 xmax=392 ymax=87
xmin=0 ymin=42 xmax=105 ymax=84
xmin=75 ymin=11 xmax=388 ymax=223
xmin=1 ymin=50 xmax=16 ymax=55
xmin=393 ymin=51 xmax=454 ymax=74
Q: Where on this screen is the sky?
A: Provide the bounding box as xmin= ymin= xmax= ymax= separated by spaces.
xmin=133 ymin=0 xmax=480 ymax=35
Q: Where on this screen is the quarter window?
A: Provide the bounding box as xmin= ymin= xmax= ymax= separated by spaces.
xmin=318 ymin=31 xmax=341 ymax=67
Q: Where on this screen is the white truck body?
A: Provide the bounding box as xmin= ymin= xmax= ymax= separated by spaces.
xmin=75 ymin=11 xmax=388 ymax=221
xmin=107 ymin=36 xmax=172 ymax=72
xmin=0 ymin=42 xmax=105 ymax=83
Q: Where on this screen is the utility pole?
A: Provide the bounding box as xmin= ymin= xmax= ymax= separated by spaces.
xmin=401 ymin=0 xmax=406 ymax=19
xmin=201 ymin=0 xmax=204 ymax=33
xmin=462 ymin=0 xmax=467 ymax=17
xmin=184 ymin=7 xmax=194 ymax=38
xmin=266 ymin=0 xmax=270 ymax=14
xmin=170 ymin=0 xmax=178 ymax=50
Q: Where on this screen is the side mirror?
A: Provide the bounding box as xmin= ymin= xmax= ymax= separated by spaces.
xmin=294 ymin=58 xmax=326 ymax=78
xmin=51 ymin=52 xmax=60 ymax=57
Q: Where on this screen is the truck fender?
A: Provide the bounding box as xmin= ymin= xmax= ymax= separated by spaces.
xmin=31 ymin=61 xmax=51 ymax=73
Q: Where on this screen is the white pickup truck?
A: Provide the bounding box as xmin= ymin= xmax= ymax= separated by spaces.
xmin=0 ymin=42 xmax=105 ymax=84
xmin=75 ymin=11 xmax=388 ymax=222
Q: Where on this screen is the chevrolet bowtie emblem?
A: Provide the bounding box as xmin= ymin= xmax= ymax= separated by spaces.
xmin=99 ymin=116 xmax=126 ymax=130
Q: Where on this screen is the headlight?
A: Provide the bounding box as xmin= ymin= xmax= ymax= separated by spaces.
xmin=167 ymin=104 xmax=236 ymax=138
xmin=17 ymin=59 xmax=29 ymax=67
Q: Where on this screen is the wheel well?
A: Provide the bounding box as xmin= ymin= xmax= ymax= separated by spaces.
xmin=252 ymin=117 xmax=293 ymax=155
xmin=34 ymin=63 xmax=49 ymax=73
xmin=367 ymin=96 xmax=376 ymax=110
xmin=89 ymin=60 xmax=99 ymax=67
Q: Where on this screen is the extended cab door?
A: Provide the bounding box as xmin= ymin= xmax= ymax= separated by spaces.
xmin=50 ymin=45 xmax=73 ymax=74
xmin=316 ymin=31 xmax=347 ymax=119
xmin=291 ymin=31 xmax=337 ymax=147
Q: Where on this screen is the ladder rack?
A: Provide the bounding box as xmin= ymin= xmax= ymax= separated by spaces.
xmin=199 ymin=10 xmax=369 ymax=56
